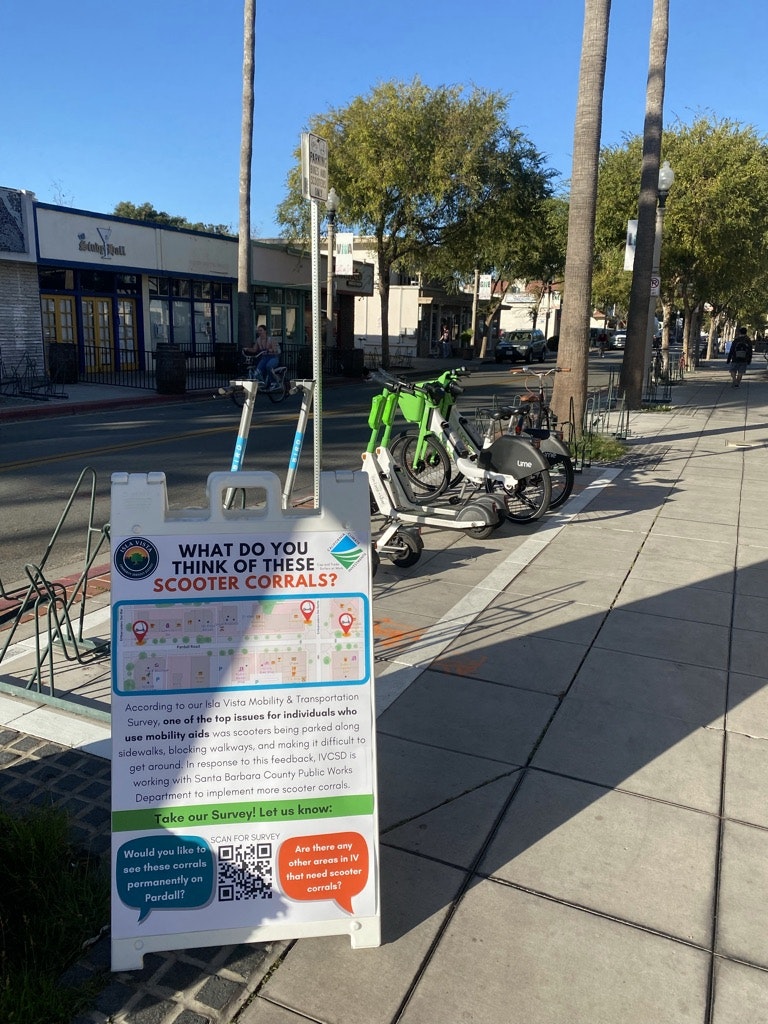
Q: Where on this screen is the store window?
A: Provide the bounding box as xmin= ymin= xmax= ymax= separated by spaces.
xmin=254 ymin=285 xmax=307 ymax=348
xmin=148 ymin=276 xmax=232 ymax=351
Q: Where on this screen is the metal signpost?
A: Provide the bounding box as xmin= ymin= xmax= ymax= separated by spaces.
xmin=301 ymin=132 xmax=329 ymax=508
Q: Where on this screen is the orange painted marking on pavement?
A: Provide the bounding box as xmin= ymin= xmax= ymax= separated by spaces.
xmin=434 ymin=653 xmax=488 ymax=676
xmin=373 ymin=617 xmax=424 ymax=649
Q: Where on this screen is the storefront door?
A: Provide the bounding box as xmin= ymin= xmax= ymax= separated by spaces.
xmin=117 ymin=299 xmax=139 ymax=370
xmin=81 ymin=297 xmax=114 ymax=371
xmin=40 ymin=295 xmax=76 ymax=346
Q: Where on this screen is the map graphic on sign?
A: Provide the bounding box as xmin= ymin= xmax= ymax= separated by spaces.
xmin=114 ymin=594 xmax=367 ymax=694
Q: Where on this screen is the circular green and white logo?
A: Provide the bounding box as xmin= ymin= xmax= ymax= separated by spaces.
xmin=114 ymin=537 xmax=159 ymax=581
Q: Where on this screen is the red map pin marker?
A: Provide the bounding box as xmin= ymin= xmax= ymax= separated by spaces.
xmin=132 ymin=620 xmax=149 ymax=645
xmin=338 ymin=612 xmax=354 ymax=636
xmin=300 ymin=600 xmax=316 ymax=623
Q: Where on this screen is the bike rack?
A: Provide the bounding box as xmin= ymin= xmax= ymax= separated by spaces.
xmin=643 ymin=362 xmax=672 ymax=404
xmin=0 ymin=466 xmax=111 ymax=701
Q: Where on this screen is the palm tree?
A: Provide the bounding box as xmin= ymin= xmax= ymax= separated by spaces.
xmin=620 ymin=0 xmax=670 ymax=407
xmin=551 ymin=0 xmax=612 ymax=436
xmin=237 ymin=0 xmax=256 ymax=350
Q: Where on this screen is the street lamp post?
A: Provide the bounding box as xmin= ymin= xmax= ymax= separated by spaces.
xmin=325 ymin=187 xmax=339 ymax=351
xmin=646 ymin=160 xmax=674 ymax=376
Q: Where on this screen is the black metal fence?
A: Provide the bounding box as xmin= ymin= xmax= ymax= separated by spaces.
xmin=69 ymin=342 xmax=360 ymax=392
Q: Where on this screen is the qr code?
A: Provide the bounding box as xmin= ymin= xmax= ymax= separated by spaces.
xmin=217 ymin=842 xmax=273 ymax=901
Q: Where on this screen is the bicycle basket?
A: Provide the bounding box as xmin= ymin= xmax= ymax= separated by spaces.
xmin=397 ymin=390 xmax=425 ymax=424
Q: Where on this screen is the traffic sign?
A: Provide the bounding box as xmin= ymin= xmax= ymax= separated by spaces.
xmin=301 ymin=132 xmax=329 ymax=201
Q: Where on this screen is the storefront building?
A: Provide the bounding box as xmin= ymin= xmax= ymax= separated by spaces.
xmin=0 ymin=186 xmax=372 ymax=386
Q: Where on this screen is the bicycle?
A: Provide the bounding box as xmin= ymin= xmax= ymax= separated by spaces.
xmin=386 ymin=367 xmax=552 ymax=523
xmin=508 ymin=367 xmax=575 ymax=510
xmin=229 ymin=353 xmax=292 ymax=405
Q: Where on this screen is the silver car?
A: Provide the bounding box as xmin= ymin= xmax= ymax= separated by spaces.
xmin=494 ymin=329 xmax=548 ymax=363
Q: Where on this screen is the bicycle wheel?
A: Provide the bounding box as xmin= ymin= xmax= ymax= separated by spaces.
xmin=390 ymin=431 xmax=451 ymax=500
xmin=230 ymin=385 xmax=246 ymax=409
xmin=544 ymin=453 xmax=574 ymax=510
xmin=489 ymin=469 xmax=551 ymax=523
xmin=265 ymin=373 xmax=290 ymax=404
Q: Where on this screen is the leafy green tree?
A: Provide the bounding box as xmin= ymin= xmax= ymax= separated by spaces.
xmin=661 ymin=116 xmax=768 ymax=366
xmin=276 ymin=78 xmax=553 ymax=367
xmin=113 ymin=201 xmax=233 ymax=236
xmin=594 ymin=114 xmax=768 ymax=367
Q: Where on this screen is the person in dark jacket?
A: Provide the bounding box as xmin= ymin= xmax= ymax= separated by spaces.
xmin=726 ymin=327 xmax=752 ymax=388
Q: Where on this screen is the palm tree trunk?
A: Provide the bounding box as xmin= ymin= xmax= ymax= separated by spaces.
xmin=620 ymin=0 xmax=670 ymax=407
xmin=552 ymin=0 xmax=612 ymax=436
xmin=237 ymin=0 xmax=256 ymax=349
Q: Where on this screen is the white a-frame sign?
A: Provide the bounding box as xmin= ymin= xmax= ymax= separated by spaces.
xmin=110 ymin=470 xmax=379 ymax=970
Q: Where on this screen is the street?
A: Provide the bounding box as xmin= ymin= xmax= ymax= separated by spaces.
xmin=0 ymin=355 xmax=619 ymax=590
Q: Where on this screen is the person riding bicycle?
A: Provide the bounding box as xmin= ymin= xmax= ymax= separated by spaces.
xmin=243 ymin=325 xmax=281 ymax=390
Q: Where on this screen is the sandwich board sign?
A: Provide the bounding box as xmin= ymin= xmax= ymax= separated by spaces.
xmin=109 ymin=470 xmax=379 ymax=970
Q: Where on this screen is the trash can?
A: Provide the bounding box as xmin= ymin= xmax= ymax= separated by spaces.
xmin=214 ymin=343 xmax=239 ymax=376
xmin=47 ymin=343 xmax=78 ymax=384
xmin=342 ymin=347 xmax=365 ymax=378
xmin=155 ymin=344 xmax=186 ymax=395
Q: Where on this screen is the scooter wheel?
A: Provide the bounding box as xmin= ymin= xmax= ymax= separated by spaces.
xmin=478 ymin=494 xmax=506 ymax=531
xmin=371 ymin=544 xmax=381 ymax=578
xmin=456 ymin=501 xmax=496 ymax=539
xmin=388 ymin=527 xmax=423 ymax=568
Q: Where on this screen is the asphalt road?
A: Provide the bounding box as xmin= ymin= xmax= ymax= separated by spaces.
xmin=0 ymin=356 xmax=620 ymax=589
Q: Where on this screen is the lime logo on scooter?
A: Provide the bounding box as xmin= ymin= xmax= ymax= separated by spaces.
xmin=329 ymin=534 xmax=366 ymax=571
xmin=114 ymin=537 xmax=160 ymax=581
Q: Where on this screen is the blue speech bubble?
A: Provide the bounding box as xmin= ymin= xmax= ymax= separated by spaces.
xmin=116 ymin=835 xmax=213 ymax=923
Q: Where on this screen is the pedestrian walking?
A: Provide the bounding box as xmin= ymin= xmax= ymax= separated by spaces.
xmin=726 ymin=327 xmax=752 ymax=388
xmin=440 ymin=325 xmax=451 ymax=359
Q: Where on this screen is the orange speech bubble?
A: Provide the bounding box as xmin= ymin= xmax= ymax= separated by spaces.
xmin=278 ymin=832 xmax=369 ymax=914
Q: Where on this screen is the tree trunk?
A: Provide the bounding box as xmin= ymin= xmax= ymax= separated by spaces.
xmin=620 ymin=0 xmax=669 ymax=407
xmin=237 ymin=0 xmax=255 ymax=350
xmin=377 ymin=238 xmax=391 ymax=369
xmin=551 ymin=0 xmax=612 ymax=436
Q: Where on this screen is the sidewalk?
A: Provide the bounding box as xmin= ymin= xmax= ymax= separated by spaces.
xmin=2 ymin=362 xmax=768 ymax=1023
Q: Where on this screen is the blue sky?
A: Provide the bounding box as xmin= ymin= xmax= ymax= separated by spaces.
xmin=2 ymin=0 xmax=765 ymax=236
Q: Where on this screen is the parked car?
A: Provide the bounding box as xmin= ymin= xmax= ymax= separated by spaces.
xmin=494 ymin=329 xmax=548 ymax=363
xmin=610 ymin=332 xmax=627 ymax=349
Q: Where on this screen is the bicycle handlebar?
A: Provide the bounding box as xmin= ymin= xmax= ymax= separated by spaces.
xmin=509 ymin=366 xmax=571 ymax=376
xmin=366 ymin=368 xmax=445 ymax=402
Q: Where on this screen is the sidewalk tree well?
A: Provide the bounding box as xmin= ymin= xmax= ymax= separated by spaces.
xmin=276 ymin=78 xmax=554 ymax=368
